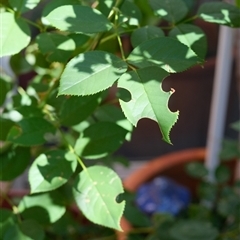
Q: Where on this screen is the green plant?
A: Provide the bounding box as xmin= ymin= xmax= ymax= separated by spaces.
xmin=125 ymin=167 xmax=240 ymax=240
xmin=0 ymin=0 xmax=240 ymax=239
xmin=122 ymin=132 xmax=240 ymax=240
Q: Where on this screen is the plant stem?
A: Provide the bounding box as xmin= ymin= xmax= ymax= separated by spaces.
xmin=22 ymin=17 xmax=43 ymax=31
xmin=117 ymin=35 xmax=126 ymax=60
xmin=0 ymin=193 xmax=22 ymax=222
xmin=180 ymin=15 xmax=198 ymax=24
xmin=58 ymin=129 xmax=87 ymax=172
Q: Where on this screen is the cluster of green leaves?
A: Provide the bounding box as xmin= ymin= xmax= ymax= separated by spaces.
xmin=123 ymin=160 xmax=240 ymax=240
xmin=0 ymin=0 xmax=240 ymax=238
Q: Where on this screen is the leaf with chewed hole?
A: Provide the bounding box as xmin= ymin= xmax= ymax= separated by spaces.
xmin=73 ymin=166 xmax=125 ymax=231
xmin=118 ymin=66 xmax=178 ymax=144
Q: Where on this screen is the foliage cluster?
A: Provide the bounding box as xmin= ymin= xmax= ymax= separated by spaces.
xmin=0 ymin=0 xmax=240 ymax=239
xmin=124 ymin=132 xmax=240 ymax=240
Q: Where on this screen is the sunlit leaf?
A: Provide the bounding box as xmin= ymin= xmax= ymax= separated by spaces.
xmin=0 ymin=12 xmax=31 ymax=57
xmin=29 ymin=150 xmax=77 ymax=193
xmin=45 ymin=5 xmax=112 ymax=33
xmin=118 ymin=66 xmax=178 ymax=143
xmin=169 ymin=24 xmax=207 ymax=59
xmin=127 ymin=37 xmax=201 ymax=73
xmin=36 ymin=32 xmax=75 ymax=63
xmin=18 ymin=193 xmax=66 ymax=224
xmin=73 ymin=166 xmax=125 ymax=230
xmin=9 ymin=0 xmax=41 ymax=13
xmin=0 ymin=75 xmax=12 ymax=106
xmin=120 ymin=0 xmax=142 ymax=26
xmin=97 ymin=0 xmax=114 ymax=17
xmin=149 ymin=0 xmax=188 ymax=23
xmin=58 ymin=51 xmax=127 ymax=96
xmin=198 ymin=2 xmax=240 ymax=27
xmin=131 ymin=26 xmax=164 ymax=48
xmin=74 ymin=122 xmax=128 ymax=159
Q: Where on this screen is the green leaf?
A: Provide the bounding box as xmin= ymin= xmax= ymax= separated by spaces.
xmin=182 ymin=0 xmax=195 ymax=11
xmin=0 ymin=146 xmax=30 ymax=181
xmin=198 ymin=182 xmax=218 ymax=202
xmin=18 ymin=193 xmax=66 ymax=224
xmin=68 ymin=33 xmax=90 ymax=49
xmin=131 ymin=26 xmax=165 ymax=48
xmin=120 ymin=0 xmax=142 ymax=26
xmin=187 ymin=204 xmax=211 ymax=221
xmin=118 ymin=66 xmax=178 ymax=144
xmin=74 ymin=122 xmax=128 ymax=159
xmin=29 ymin=150 xmax=77 ymax=194
xmin=58 ymin=51 xmax=128 ymax=96
xmin=198 ymin=2 xmax=240 ymax=27
xmin=149 ymin=0 xmax=188 ymax=23
xmin=127 ymin=37 xmax=201 ymax=73
xmin=169 ymin=24 xmax=207 ymax=60
xmin=10 ymin=53 xmax=32 ymax=75
xmin=36 ymin=32 xmax=75 ymax=63
xmin=42 ymin=0 xmax=79 ymax=16
xmin=9 ymin=0 xmax=41 ymax=13
xmin=215 ymin=165 xmax=230 ymax=183
xmin=19 ymin=220 xmax=45 ymax=240
xmin=185 ymin=162 xmax=208 ymax=179
xmin=14 ymin=106 xmax=43 ymax=118
xmin=123 ymin=192 xmax=151 ymax=227
xmin=0 ymin=118 xmax=14 ymax=141
xmin=220 ymin=139 xmax=240 ymax=160
xmin=0 ymin=75 xmax=12 ymax=106
xmin=0 ymin=12 xmax=31 ymax=57
xmin=73 ymin=166 xmax=125 ymax=231
xmin=59 ymin=94 xmax=101 ymax=126
xmin=7 ymin=117 xmax=55 ymax=146
xmin=93 ymin=104 xmax=133 ymax=140
xmin=45 ymin=5 xmax=112 ymax=33
xmin=3 ymin=225 xmax=28 ymax=240
xmin=97 ymin=0 xmax=115 ymax=17
xmin=0 ymin=209 xmax=16 ymax=236
xmin=169 ymin=220 xmax=219 ymax=240
xmin=217 ymin=189 xmax=240 ymax=218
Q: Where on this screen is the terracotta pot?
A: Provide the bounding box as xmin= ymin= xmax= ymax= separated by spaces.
xmin=117 ymin=147 xmax=236 ymax=240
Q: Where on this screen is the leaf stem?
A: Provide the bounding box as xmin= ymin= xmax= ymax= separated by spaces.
xmin=58 ymin=129 xmax=87 ymax=171
xmin=117 ymin=35 xmax=126 ymax=61
xmin=21 ymin=17 xmax=43 ymax=31
xmin=180 ymin=15 xmax=198 ymax=24
xmin=0 ymin=192 xmax=22 ymax=223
